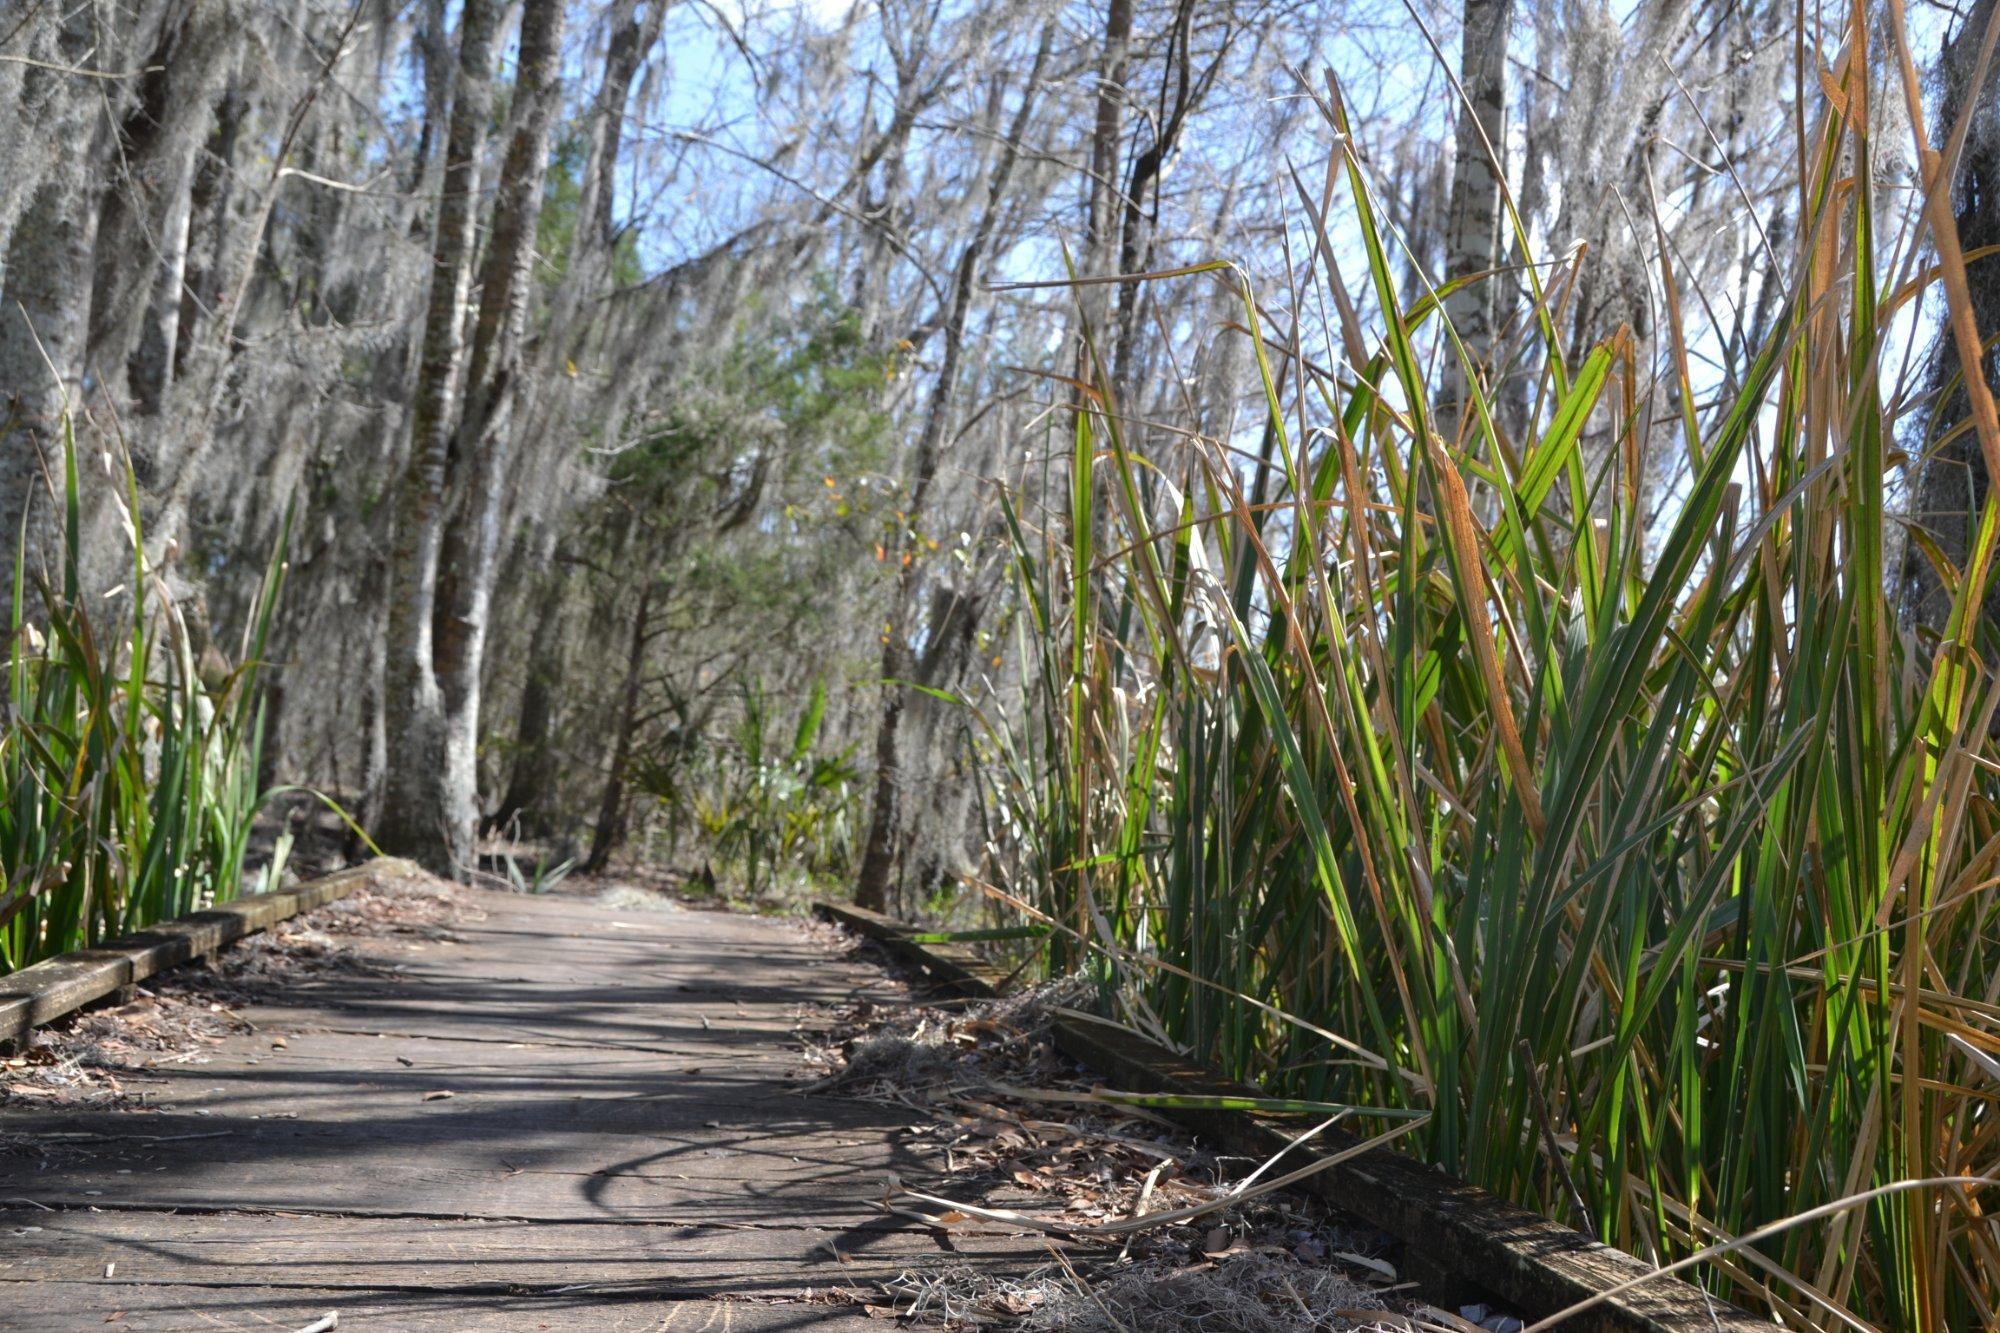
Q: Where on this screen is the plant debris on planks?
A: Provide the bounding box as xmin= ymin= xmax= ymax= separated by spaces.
xmin=796 ymin=951 xmax=1519 ymax=1333
xmin=0 ymin=869 xmax=463 ymax=1110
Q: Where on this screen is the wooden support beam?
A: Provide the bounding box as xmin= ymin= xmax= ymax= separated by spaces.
xmin=0 ymin=860 xmax=421 ymax=1043
xmin=812 ymin=899 xmax=1017 ymax=997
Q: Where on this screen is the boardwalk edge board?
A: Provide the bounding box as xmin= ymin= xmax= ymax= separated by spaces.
xmin=813 ymin=898 xmax=1765 ymax=1333
xmin=0 ymin=859 xmax=423 ymax=1045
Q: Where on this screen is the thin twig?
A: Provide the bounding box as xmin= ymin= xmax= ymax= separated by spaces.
xmin=1515 ymin=1038 xmax=1592 ymax=1235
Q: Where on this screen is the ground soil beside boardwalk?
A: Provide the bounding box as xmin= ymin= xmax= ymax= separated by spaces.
xmin=0 ymin=873 xmax=1424 ymax=1331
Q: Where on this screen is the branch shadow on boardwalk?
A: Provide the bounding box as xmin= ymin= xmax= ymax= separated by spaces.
xmin=0 ymin=885 xmax=1052 ymax=1330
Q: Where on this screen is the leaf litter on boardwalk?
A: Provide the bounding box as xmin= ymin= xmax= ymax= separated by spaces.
xmin=795 ymin=948 xmax=1468 ymax=1330
xmin=0 ymin=868 xmax=461 ymax=1111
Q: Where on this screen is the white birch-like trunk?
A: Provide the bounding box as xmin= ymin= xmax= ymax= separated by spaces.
xmin=379 ymin=0 xmax=567 ymax=876
xmin=1439 ymin=0 xmax=1514 ymax=449
xmin=377 ymin=0 xmax=501 ymax=875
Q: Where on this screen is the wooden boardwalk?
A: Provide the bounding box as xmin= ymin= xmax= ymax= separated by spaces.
xmin=0 ymin=887 xmax=1045 ymax=1329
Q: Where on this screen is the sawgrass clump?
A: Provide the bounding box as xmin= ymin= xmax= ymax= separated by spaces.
xmin=983 ymin=21 xmax=2000 ymax=1329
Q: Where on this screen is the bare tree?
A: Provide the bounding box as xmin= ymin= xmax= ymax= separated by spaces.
xmin=0 ymin=0 xmax=99 ymax=567
xmin=855 ymin=22 xmax=1056 ymax=910
xmin=379 ymin=0 xmax=567 ymax=875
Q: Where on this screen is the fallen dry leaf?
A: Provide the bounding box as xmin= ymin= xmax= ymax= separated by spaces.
xmin=1336 ymin=1249 xmax=1397 ymax=1280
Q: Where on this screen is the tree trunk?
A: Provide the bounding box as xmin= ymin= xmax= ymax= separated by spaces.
xmin=0 ymin=0 xmax=96 ymax=560
xmin=148 ymin=2 xmax=368 ymax=562
xmin=377 ymin=0 xmax=502 ymax=875
xmin=405 ymin=0 xmax=453 ymax=198
xmin=380 ymin=0 xmax=567 ymax=877
xmin=1108 ymin=0 xmax=1220 ymax=394
xmin=581 ymin=0 xmax=662 ymax=257
xmin=130 ymin=176 xmax=196 ymax=415
xmin=1079 ymin=0 xmax=1134 ymax=343
xmin=84 ymin=4 xmax=219 ymax=418
xmin=0 ymin=149 xmax=96 ymax=567
xmin=175 ymin=92 xmax=247 ymax=382
xmin=430 ymin=0 xmax=568 ymax=869
xmin=586 ymin=583 xmax=654 ymax=875
xmin=1438 ymin=0 xmax=1514 ymax=448
xmin=854 ymin=651 xmax=906 ymax=911
xmin=525 ymin=0 xmax=661 ymax=429
xmin=490 ymin=562 xmax=572 ymax=837
xmin=1902 ymin=0 xmax=2000 ymax=637
xmin=855 ymin=32 xmax=1052 ymax=911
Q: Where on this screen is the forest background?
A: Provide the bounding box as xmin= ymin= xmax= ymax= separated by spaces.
xmin=0 ymin=0 xmax=1864 ymax=907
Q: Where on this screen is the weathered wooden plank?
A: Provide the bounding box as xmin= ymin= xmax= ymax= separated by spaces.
xmin=69 ymin=1026 xmax=802 ymax=1072
xmin=0 ymin=1181 xmax=927 ymax=1229
xmin=1 ymin=1054 xmax=963 ymax=1222
xmin=0 ymin=861 xmax=414 ymax=1043
xmin=0 ymin=1282 xmax=887 ymax=1332
xmin=0 ymin=1206 xmax=1045 ymax=1291
xmin=0 ymin=950 xmax=137 ymax=1042
xmin=0 ymin=1108 xmax=997 ymax=1227
xmin=814 ymin=899 xmax=1766 ymax=1333
xmin=812 ymin=900 xmax=1014 ymax=997
xmin=0 ymin=886 xmax=1030 ymax=1329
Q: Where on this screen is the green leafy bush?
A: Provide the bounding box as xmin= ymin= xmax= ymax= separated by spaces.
xmin=679 ymin=678 xmax=859 ymax=899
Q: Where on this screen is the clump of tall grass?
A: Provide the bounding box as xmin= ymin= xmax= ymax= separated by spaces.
xmin=983 ymin=32 xmax=2000 ymax=1331
xmin=0 ymin=423 xmax=287 ymax=973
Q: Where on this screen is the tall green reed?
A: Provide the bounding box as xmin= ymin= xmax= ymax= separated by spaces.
xmin=0 ymin=420 xmax=288 ymax=974
xmin=984 ymin=30 xmax=2000 ymax=1328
